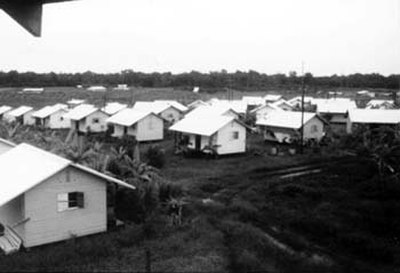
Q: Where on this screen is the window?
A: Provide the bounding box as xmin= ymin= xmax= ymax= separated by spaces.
xmin=231 ymin=131 xmax=239 ymax=140
xmin=92 ymin=118 xmax=100 ymax=124
xmin=60 ymin=116 xmax=64 ymax=121
xmin=57 ymin=192 xmax=84 ymax=212
xmin=310 ymin=124 xmax=318 ymax=133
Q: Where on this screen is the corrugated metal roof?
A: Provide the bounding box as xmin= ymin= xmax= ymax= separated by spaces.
xmin=0 ymin=143 xmax=135 ymax=208
xmin=348 ymin=109 xmax=400 ymax=124
xmin=263 ymin=94 xmax=283 ymax=102
xmin=0 ymin=106 xmax=12 ymax=115
xmin=32 ymin=104 xmax=67 ymax=119
xmin=185 ymin=105 xmax=238 ymax=120
xmin=256 ymin=111 xmax=318 ymax=129
xmin=63 ymin=104 xmax=98 ymax=120
xmin=154 ymin=100 xmax=188 ymax=112
xmin=207 ymin=99 xmax=247 ymax=114
xmin=106 ymin=108 xmax=155 ymax=126
xmin=6 ymin=106 xmax=33 ymax=117
xmin=101 ymin=102 xmax=127 ymax=115
xmin=169 ymin=115 xmax=236 ymax=136
xmin=312 ymin=98 xmax=356 ymax=114
xmin=242 ymin=96 xmax=264 ymax=106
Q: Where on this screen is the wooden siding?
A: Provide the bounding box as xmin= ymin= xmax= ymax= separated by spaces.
xmin=74 ymin=111 xmax=109 ymax=133
xmin=136 ymin=115 xmax=163 ymax=141
xmin=48 ymin=110 xmax=70 ymax=129
xmin=215 ymin=121 xmax=246 ymax=155
xmin=159 ymin=107 xmax=181 ymax=123
xmin=23 ymin=166 xmax=107 ymax=248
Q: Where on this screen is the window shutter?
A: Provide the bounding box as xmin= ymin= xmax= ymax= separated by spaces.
xmin=76 ymin=192 xmax=84 ymax=208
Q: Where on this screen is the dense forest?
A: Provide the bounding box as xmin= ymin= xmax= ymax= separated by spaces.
xmin=0 ymin=70 xmax=399 ymax=90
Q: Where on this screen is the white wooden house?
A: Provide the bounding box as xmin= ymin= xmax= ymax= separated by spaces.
xmin=250 ymin=103 xmax=282 ymax=123
xmin=106 ymin=109 xmax=164 ymax=142
xmin=0 ymin=143 xmax=135 ymax=253
xmin=170 ymin=116 xmax=246 ymax=155
xmin=3 ymin=106 xmax=35 ymax=125
xmin=101 ymin=102 xmax=127 ymax=116
xmin=264 ymin=94 xmax=283 ymax=103
xmin=133 ymin=101 xmax=185 ymax=124
xmin=256 ymin=111 xmax=326 ymax=143
xmin=0 ymin=106 xmax=13 ymax=120
xmin=185 ymin=105 xmax=240 ymax=120
xmin=187 ymin=100 xmax=207 ymax=110
xmin=312 ymin=98 xmax=357 ymax=135
xmin=63 ymin=104 xmax=109 ymax=133
xmin=346 ymin=109 xmax=400 ymax=134
xmin=32 ymin=104 xmax=70 ymax=129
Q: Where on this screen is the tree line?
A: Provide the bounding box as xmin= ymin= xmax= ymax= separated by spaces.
xmin=0 ymin=69 xmax=399 ymax=90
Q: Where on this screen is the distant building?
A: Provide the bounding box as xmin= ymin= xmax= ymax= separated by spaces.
xmin=63 ymin=105 xmax=108 ymax=133
xmin=134 ymin=101 xmax=187 ymax=124
xmin=0 ymin=106 xmax=13 ymax=120
xmin=113 ymin=84 xmax=130 ymax=91
xmin=22 ymin=88 xmax=44 ymax=94
xmin=87 ymin=86 xmax=106 ymax=92
xmin=0 ymin=143 xmax=135 ymax=253
xmin=170 ymin=115 xmax=247 ymax=155
xmin=256 ymin=111 xmax=326 ymax=143
xmin=67 ymin=99 xmax=86 ymax=109
xmin=263 ymin=94 xmax=283 ymax=103
xmin=365 ymin=99 xmax=395 ymax=110
xmin=3 ymin=106 xmax=35 ymax=125
xmin=107 ymin=109 xmax=164 ymax=142
xmin=250 ymin=103 xmax=282 ymax=123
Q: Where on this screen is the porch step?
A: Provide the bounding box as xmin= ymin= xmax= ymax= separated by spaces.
xmin=0 ymin=226 xmax=22 ymax=255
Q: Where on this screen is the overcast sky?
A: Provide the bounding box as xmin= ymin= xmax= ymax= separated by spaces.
xmin=0 ymin=0 xmax=399 ymax=76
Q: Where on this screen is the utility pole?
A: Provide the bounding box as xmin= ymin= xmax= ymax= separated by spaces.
xmin=300 ymin=61 xmax=305 ymax=154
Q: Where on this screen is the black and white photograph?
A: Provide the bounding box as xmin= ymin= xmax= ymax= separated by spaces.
xmin=0 ymin=0 xmax=399 ymax=272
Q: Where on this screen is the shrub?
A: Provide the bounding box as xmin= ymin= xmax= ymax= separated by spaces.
xmin=146 ymin=145 xmax=166 ymax=168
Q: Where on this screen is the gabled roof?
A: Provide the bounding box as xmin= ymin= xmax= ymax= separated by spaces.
xmin=6 ymin=106 xmax=33 ymax=117
xmin=32 ymin=104 xmax=68 ymax=119
xmin=207 ymin=99 xmax=247 ymax=114
xmin=0 ymin=143 xmax=135 ymax=208
xmin=187 ymin=100 xmax=207 ymax=108
xmin=242 ymin=96 xmax=264 ymax=106
xmin=154 ymin=100 xmax=188 ymax=112
xmin=169 ymin=115 xmax=240 ymax=136
xmin=63 ymin=104 xmax=99 ymax=120
xmin=256 ymin=111 xmax=321 ymax=129
xmin=185 ymin=105 xmax=239 ymax=120
xmin=288 ymin=96 xmax=314 ymax=105
xmin=67 ymin=99 xmax=86 ymax=105
xmin=250 ymin=103 xmax=281 ymax=114
xmin=348 ymin=109 xmax=400 ymax=124
xmin=271 ymin=99 xmax=293 ymax=110
xmin=365 ymin=99 xmax=395 ymax=109
xmin=0 ymin=106 xmax=12 ymax=115
xmin=0 ymin=138 xmax=16 ymax=149
xmin=101 ymin=102 xmax=128 ymax=115
xmin=107 ymin=108 xmax=158 ymax=127
xmin=263 ymin=94 xmax=283 ymax=102
xmin=312 ymin=98 xmax=356 ymax=114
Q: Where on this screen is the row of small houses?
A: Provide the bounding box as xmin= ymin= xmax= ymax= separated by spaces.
xmin=0 ymin=95 xmax=399 ymax=155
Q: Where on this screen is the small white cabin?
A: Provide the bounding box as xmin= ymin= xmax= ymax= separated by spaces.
xmin=250 ymin=104 xmax=282 ymax=123
xmin=170 ymin=116 xmax=247 ymax=155
xmin=107 ymin=109 xmax=164 ymax=142
xmin=134 ymin=101 xmax=185 ymax=124
xmin=0 ymin=143 xmax=135 ymax=253
xmin=346 ymin=109 xmax=400 ymax=134
xmin=3 ymin=106 xmax=35 ymax=125
xmin=32 ymin=104 xmax=70 ymax=129
xmin=63 ymin=105 xmax=109 ymax=133
xmin=0 ymin=106 xmax=13 ymax=120
xmin=256 ymin=111 xmax=326 ymax=143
